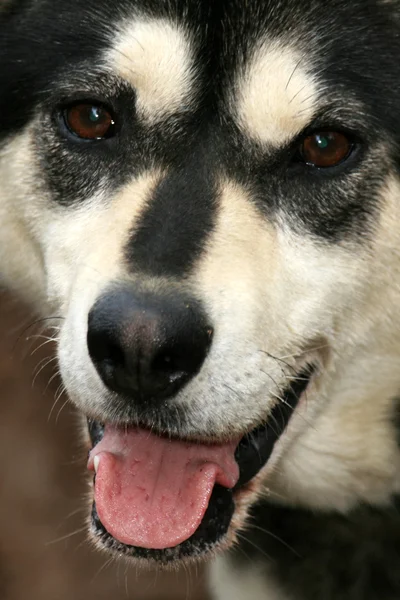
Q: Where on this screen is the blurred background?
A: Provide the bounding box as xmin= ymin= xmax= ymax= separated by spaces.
xmin=0 ymin=291 xmax=208 ymax=600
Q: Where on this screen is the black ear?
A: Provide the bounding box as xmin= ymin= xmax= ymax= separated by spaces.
xmin=0 ymin=0 xmax=32 ymax=21
xmin=0 ymin=0 xmax=15 ymax=13
xmin=0 ymin=0 xmax=19 ymax=20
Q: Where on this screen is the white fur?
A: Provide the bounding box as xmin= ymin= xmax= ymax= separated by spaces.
xmin=232 ymin=41 xmax=318 ymax=146
xmin=211 ymin=555 xmax=290 ymax=600
xmin=0 ymin=128 xmax=48 ymax=307
xmin=1 ymin=14 xmax=400 ymax=592
xmin=2 ymin=125 xmax=400 ymax=516
xmin=107 ymin=18 xmax=198 ymax=122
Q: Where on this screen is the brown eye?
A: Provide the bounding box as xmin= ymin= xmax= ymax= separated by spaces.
xmin=64 ymin=103 xmax=115 ymax=139
xmin=300 ymin=131 xmax=353 ymax=168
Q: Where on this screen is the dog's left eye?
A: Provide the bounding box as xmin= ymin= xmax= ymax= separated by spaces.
xmin=63 ymin=103 xmax=116 ymax=140
xmin=298 ymin=131 xmax=353 ymax=168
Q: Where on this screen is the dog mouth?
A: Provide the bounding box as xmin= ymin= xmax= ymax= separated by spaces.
xmin=87 ymin=365 xmax=314 ymax=563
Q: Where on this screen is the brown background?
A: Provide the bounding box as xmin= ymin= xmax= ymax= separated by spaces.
xmin=0 ymin=291 xmax=207 ymax=600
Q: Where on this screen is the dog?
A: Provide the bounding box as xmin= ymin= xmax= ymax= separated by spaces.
xmin=1 ymin=0 xmax=400 ymax=598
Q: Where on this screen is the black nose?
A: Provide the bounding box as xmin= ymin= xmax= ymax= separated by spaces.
xmin=87 ymin=285 xmax=213 ymax=403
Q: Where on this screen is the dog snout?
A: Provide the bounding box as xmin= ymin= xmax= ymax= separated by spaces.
xmin=87 ymin=285 xmax=213 ymax=404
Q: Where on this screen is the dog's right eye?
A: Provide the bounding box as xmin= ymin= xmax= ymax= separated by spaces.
xmin=298 ymin=131 xmax=353 ymax=168
xmin=63 ymin=103 xmax=116 ymax=140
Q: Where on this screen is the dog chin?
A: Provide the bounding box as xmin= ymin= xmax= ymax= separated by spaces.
xmin=84 ymin=365 xmax=315 ymax=566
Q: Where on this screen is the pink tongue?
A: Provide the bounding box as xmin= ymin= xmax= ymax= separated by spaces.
xmin=88 ymin=427 xmax=239 ymax=550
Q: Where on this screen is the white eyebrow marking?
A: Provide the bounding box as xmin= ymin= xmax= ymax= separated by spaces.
xmin=233 ymin=41 xmax=319 ymax=146
xmin=107 ymin=18 xmax=197 ymax=122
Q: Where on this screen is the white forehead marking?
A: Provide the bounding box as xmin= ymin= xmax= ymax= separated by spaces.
xmin=234 ymin=41 xmax=319 ymax=146
xmin=107 ymin=18 xmax=197 ymax=121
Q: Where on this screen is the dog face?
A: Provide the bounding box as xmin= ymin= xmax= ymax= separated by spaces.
xmin=1 ymin=0 xmax=400 ymax=566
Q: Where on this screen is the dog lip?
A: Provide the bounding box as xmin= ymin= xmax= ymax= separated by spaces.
xmin=88 ymin=418 xmax=105 ymax=447
xmin=87 ymin=365 xmax=315 ymax=472
xmin=86 ymin=364 xmax=314 ymax=561
xmin=233 ymin=364 xmax=315 ymax=489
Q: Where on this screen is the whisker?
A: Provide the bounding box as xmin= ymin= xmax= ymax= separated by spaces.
xmin=257 ymin=485 xmax=288 ymax=504
xmin=288 ymin=83 xmax=308 ymax=104
xmin=44 ymin=369 xmax=62 ymax=395
xmin=247 ymin=523 xmax=301 ymax=557
xmin=32 ymin=356 xmax=58 ymax=389
xmin=29 ymin=336 xmax=59 ymax=358
xmin=278 ymin=343 xmax=329 ymax=360
xmin=182 ymin=562 xmax=193 ymax=600
xmin=45 ymin=525 xmax=88 ymax=546
xmin=259 ymin=349 xmax=297 ymax=374
xmin=57 ymin=507 xmax=88 ymax=529
xmin=272 ymin=390 xmax=315 ymax=429
xmin=286 ymin=57 xmax=303 ymax=92
xmin=124 ymin=564 xmax=130 ymax=598
xmin=232 ymin=539 xmax=253 ymax=564
xmin=47 ymin=325 xmax=62 ymax=333
xmin=12 ymin=316 xmax=64 ymax=353
xmin=222 ymin=382 xmax=244 ymax=402
xmin=267 ymin=411 xmax=284 ymax=440
xmin=26 ymin=334 xmax=57 ymax=342
xmin=32 ymin=354 xmax=57 ymax=379
xmin=56 ymin=398 xmax=70 ymax=424
xmin=47 ymin=383 xmax=66 ymax=422
xmin=282 ymin=374 xmax=311 ymax=382
xmin=236 ymin=532 xmax=275 ymax=563
xmin=260 ymin=367 xmax=315 ymax=429
xmin=90 ymin=556 xmax=115 ymax=584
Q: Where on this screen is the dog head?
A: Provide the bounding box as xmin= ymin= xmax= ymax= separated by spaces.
xmin=1 ymin=0 xmax=400 ymax=566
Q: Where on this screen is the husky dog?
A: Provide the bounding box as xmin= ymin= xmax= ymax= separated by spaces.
xmin=1 ymin=1 xmax=400 ymax=598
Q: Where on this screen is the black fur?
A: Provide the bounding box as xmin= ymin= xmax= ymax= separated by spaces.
xmin=125 ymin=147 xmax=218 ymax=276
xmin=2 ymin=1 xmax=400 ymax=597
xmin=1 ymin=0 xmax=400 ymax=254
xmin=231 ymin=497 xmax=400 ymax=599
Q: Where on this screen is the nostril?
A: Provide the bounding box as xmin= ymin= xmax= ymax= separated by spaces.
xmin=102 ymin=340 xmax=125 ymax=368
xmin=151 ymin=328 xmax=213 ymax=385
xmin=152 ymin=351 xmax=173 ymax=372
xmin=88 ymin=329 xmax=125 ymax=370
